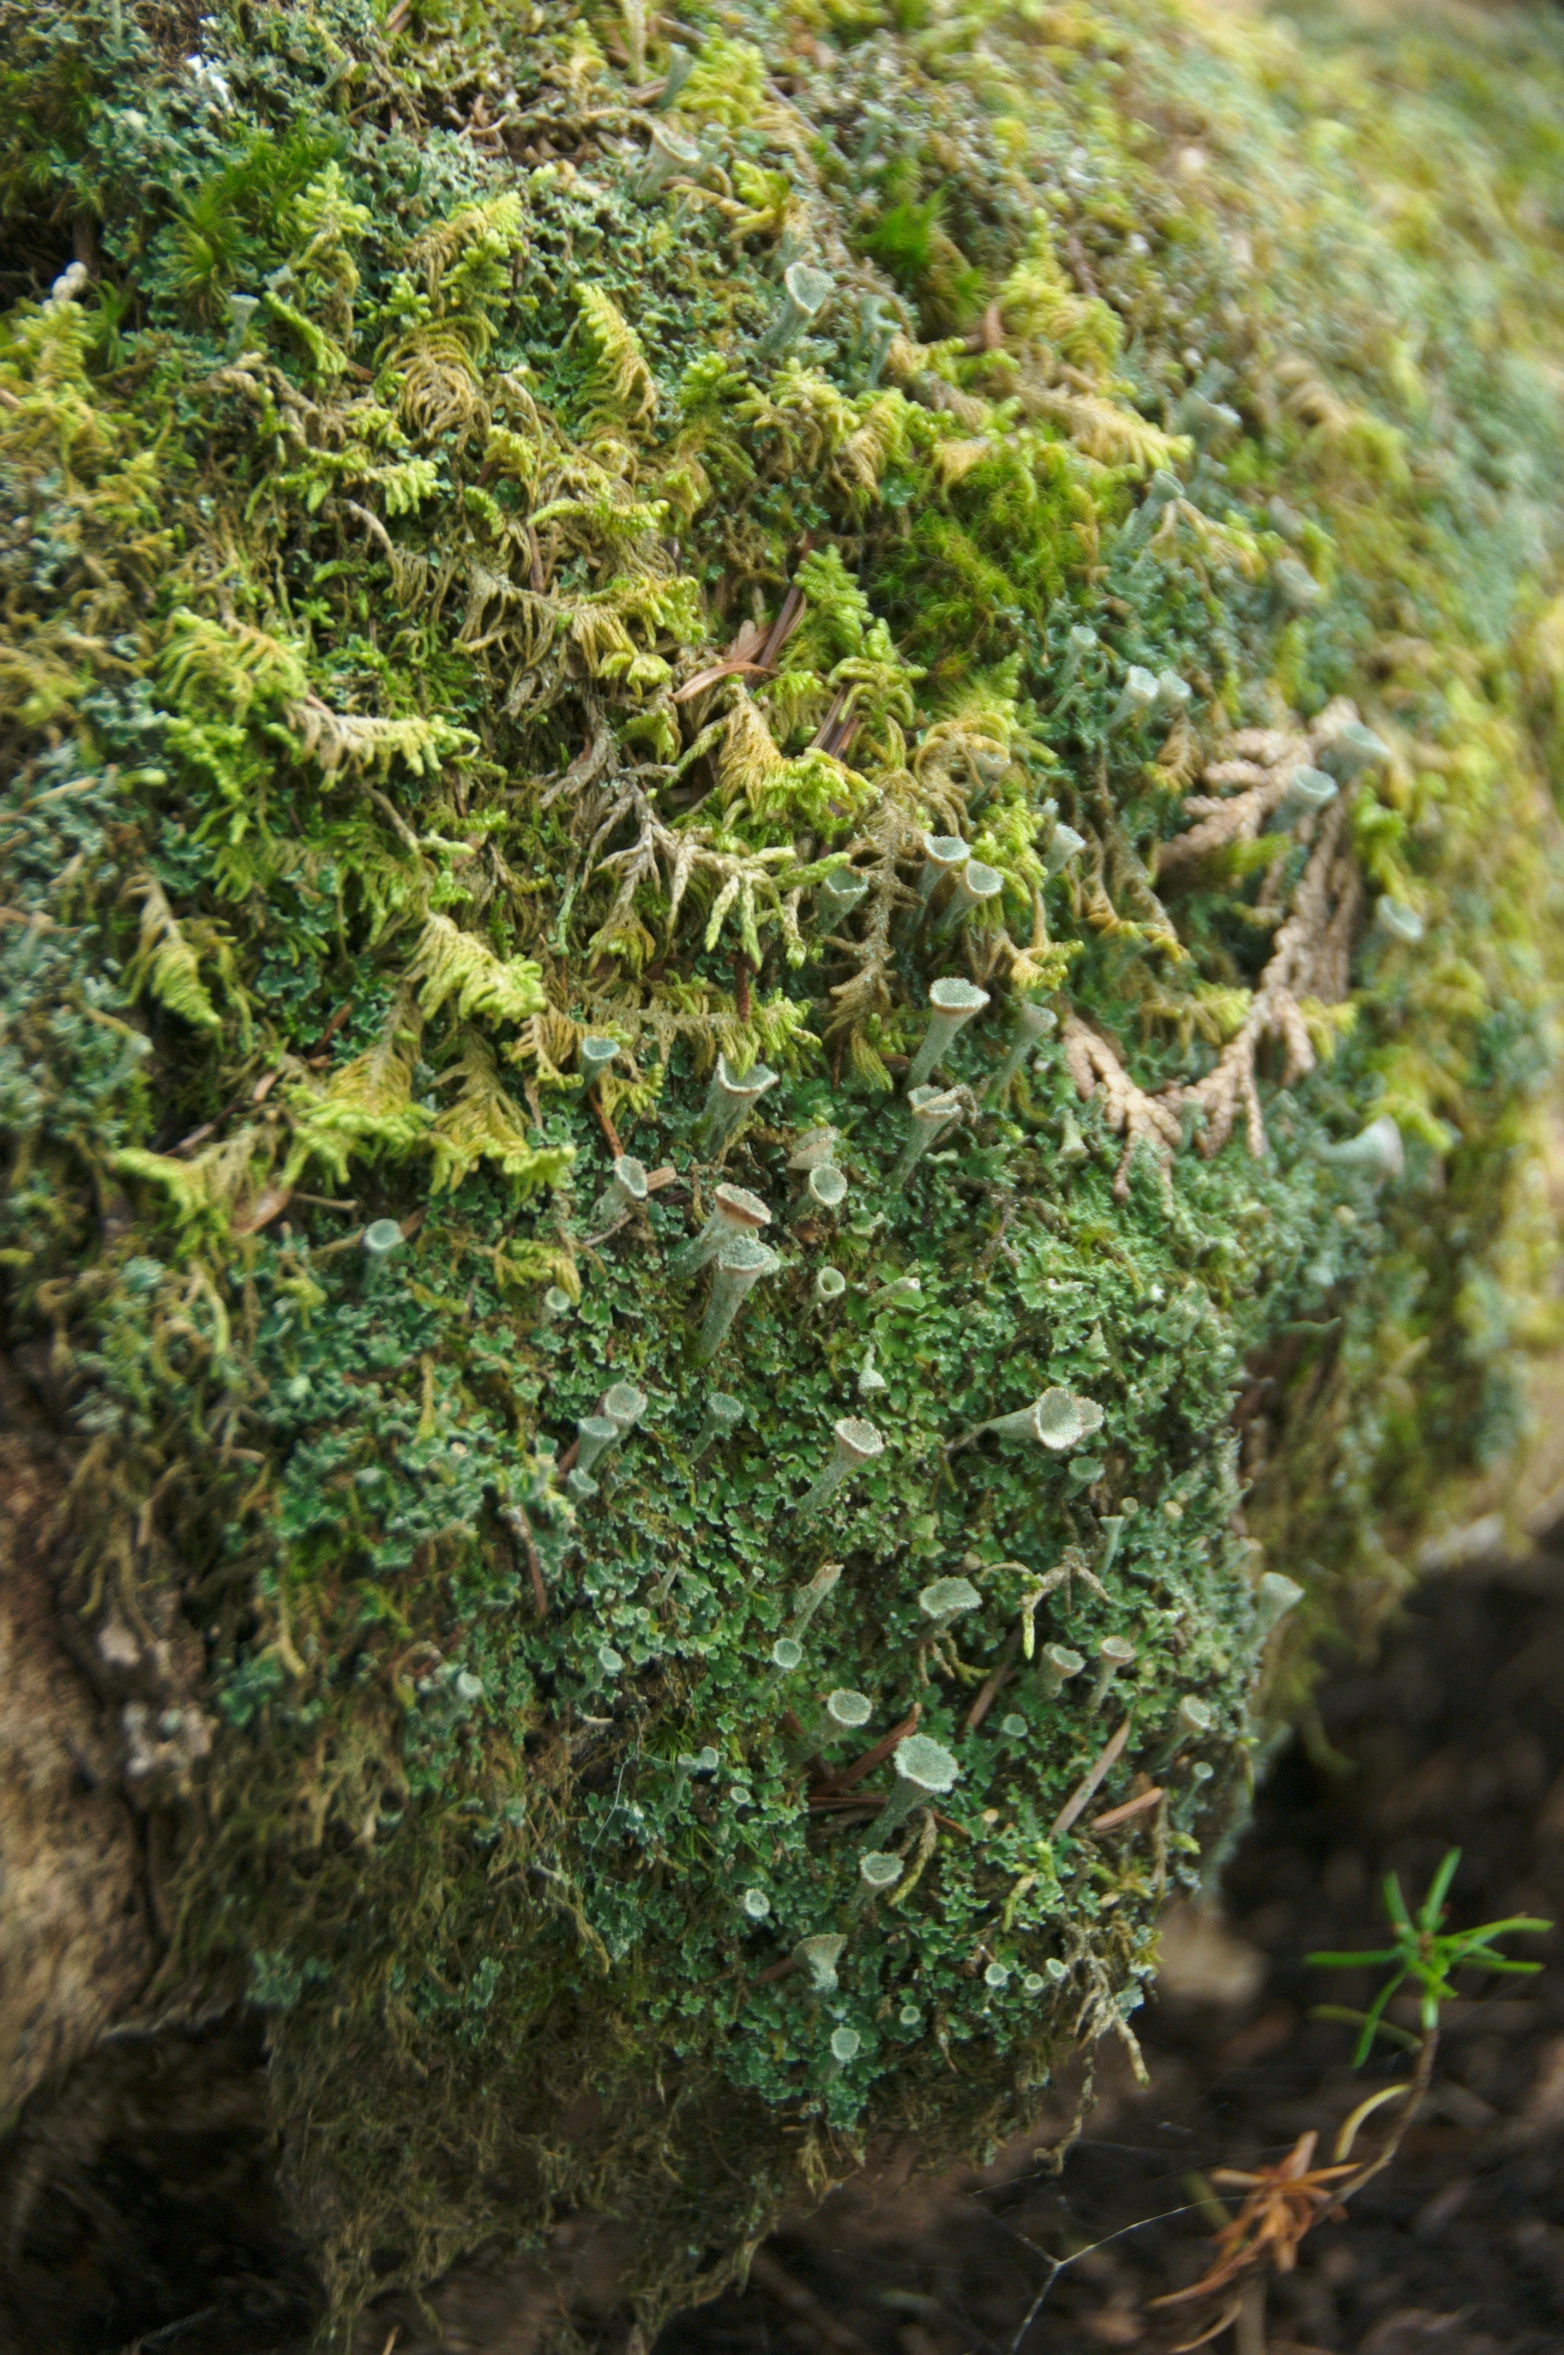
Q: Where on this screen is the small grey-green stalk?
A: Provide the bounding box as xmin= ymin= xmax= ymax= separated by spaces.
xmin=1173 ymin=1757 xmax=1216 ymax=1830
xmin=854 ymin=290 xmax=899 ymax=383
xmin=797 ymin=1415 xmax=884 ymax=1517
xmin=1108 ymin=665 xmax=1159 ymax=732
xmin=656 ymin=43 xmax=693 ymax=105
xmin=907 ymin=977 xmax=990 ymax=1089
xmin=867 ymin=1733 xmax=960 ymax=1845
xmin=1061 ymin=624 xmax=1097 ymax=679
xmin=916 ymin=831 xmax=970 ymax=900
xmin=1373 ymin=895 xmax=1424 ymax=945
xmin=1037 ymin=1643 xmax=1084 ymax=1699
xmin=1316 ymin=1114 xmax=1404 ymax=1184
xmin=938 ymin=858 xmax=1004 ymax=930
xmin=1320 ymin=720 xmax=1389 ymax=777
xmin=793 ymin=1932 xmax=846 ymax=1993
xmin=668 ymin=1181 xmax=772 ymax=1280
xmin=788 ymin=1124 xmax=840 ymax=1171
xmin=696 ymin=1234 xmax=780 ymax=1362
xmin=600 ymin=1383 xmax=647 ymax=1437
xmin=1154 ymin=669 xmax=1192 ymax=720
xmin=692 ymin=1391 xmax=744 ymax=1459
xmin=1088 ymin=1635 xmax=1137 ymax=1709
xmin=361 ymin=1218 xmax=403 ymax=1294
xmin=815 ymin=866 xmax=869 ymax=930
xmin=797 ymin=1163 xmax=848 ymax=1219
xmin=578 ymin=1036 xmax=620 ymax=1088
xmin=592 ymin=1153 xmax=648 ymax=1226
xmin=573 ymin=1416 xmax=621 ymax=1478
xmin=787 ymin=1561 xmax=841 ymax=1639
xmin=700 ymin=1055 xmax=778 ymax=1153
xmin=917 ymin=1575 xmax=982 ymax=1636
xmin=1151 ymin=1694 xmax=1213 ymax=1770
xmin=1253 ymin=1570 xmax=1304 ymax=1643
xmin=890 ymin=1085 xmax=964 ymax=1190
xmin=637 ymin=120 xmax=700 ymax=198
xmin=759 ymin=261 xmax=833 ymax=358
xmin=1043 ymin=822 xmax=1086 ymax=878
xmin=1270 ymin=765 xmax=1337 ymax=830
xmin=812 ymin=1688 xmax=872 ymax=1744
xmin=954 ymin=1386 xmax=1104 ymax=1453
xmin=986 ymin=999 xmax=1057 ymax=1103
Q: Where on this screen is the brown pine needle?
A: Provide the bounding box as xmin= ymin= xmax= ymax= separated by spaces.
xmin=1050 ymin=1717 xmax=1131 ymax=1836
xmin=1090 ymin=1783 xmax=1163 ymax=1833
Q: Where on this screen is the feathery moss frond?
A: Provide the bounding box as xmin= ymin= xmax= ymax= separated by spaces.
xmin=575 ymin=283 xmax=659 ymax=429
xmin=123 ymin=875 xmax=225 ymax=1033
xmin=282 ymin=1019 xmax=431 ymax=1187
xmin=4 ymin=0 xmax=1563 ymax=2335
xmin=408 ymin=914 xmax=547 ymax=1028
xmin=427 ymin=1037 xmax=575 ymax=1194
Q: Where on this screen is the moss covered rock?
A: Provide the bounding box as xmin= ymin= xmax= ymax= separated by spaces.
xmin=3 ymin=0 xmax=1562 ymax=2333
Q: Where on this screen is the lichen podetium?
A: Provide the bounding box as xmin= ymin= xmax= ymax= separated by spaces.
xmin=3 ymin=0 xmax=1563 ymax=2335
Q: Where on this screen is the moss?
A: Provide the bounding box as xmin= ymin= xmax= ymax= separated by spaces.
xmin=2 ymin=0 xmax=1562 ymax=2336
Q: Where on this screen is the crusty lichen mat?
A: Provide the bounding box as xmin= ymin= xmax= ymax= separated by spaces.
xmin=2 ymin=0 xmax=1562 ymax=2336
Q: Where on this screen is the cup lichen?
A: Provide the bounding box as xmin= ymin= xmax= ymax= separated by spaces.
xmin=3 ymin=0 xmax=1562 ymax=2335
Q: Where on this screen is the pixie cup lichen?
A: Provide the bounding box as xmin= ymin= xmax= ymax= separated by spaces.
xmin=668 ymin=1181 xmax=773 ymax=1281
xmin=5 ymin=0 xmax=1562 ymax=2333
xmin=987 ymin=1000 xmax=1058 ymax=1104
xmin=759 ymin=261 xmax=833 ymax=359
xmin=916 ymin=832 xmax=971 ymax=901
xmin=593 ymin=1153 xmax=649 ymax=1225
xmin=692 ymin=1392 xmax=745 ymax=1458
xmin=701 ymin=1057 xmax=779 ymax=1154
xmin=867 ymin=1734 xmax=962 ymax=1847
xmin=696 ymin=1234 xmax=780 ymax=1363
xmin=891 ymin=1087 xmax=965 ymax=1190
xmin=796 ymin=1416 xmax=885 ymax=1518
xmin=906 ymin=978 xmax=991 ymax=1090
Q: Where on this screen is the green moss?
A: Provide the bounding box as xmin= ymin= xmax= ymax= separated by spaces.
xmin=2 ymin=0 xmax=1562 ymax=2335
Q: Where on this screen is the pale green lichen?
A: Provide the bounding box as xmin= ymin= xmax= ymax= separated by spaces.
xmin=1 ymin=0 xmax=1562 ymax=2337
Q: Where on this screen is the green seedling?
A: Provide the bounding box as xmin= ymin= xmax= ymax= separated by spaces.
xmin=1308 ymin=1846 xmax=1549 ymax=2064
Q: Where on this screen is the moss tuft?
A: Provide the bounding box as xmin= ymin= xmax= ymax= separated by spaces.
xmin=3 ymin=0 xmax=1563 ymax=2336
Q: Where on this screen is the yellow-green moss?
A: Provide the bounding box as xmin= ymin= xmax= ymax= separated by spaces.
xmin=2 ymin=0 xmax=1562 ymax=2336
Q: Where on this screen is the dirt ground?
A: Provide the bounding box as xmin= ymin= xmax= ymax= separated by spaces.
xmin=3 ymin=1534 xmax=1562 ymax=2355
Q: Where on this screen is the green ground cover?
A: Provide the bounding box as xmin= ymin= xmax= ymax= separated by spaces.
xmin=3 ymin=0 xmax=1562 ymax=2331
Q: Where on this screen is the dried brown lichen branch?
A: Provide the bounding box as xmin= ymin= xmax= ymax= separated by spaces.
xmin=1165 ymin=795 xmax=1358 ymax=1162
xmin=1064 ymin=701 xmax=1366 ymax=1184
xmin=1155 ymin=697 xmax=1361 ymax=876
xmin=1154 ymin=723 xmax=1311 ymax=873
xmin=1062 ymin=1012 xmax=1182 ymax=1198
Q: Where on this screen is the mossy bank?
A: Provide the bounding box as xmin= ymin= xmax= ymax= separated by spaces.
xmin=3 ymin=0 xmax=1563 ymax=2334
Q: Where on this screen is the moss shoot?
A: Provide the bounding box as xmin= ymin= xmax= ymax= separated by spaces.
xmin=3 ymin=0 xmax=1562 ymax=2335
